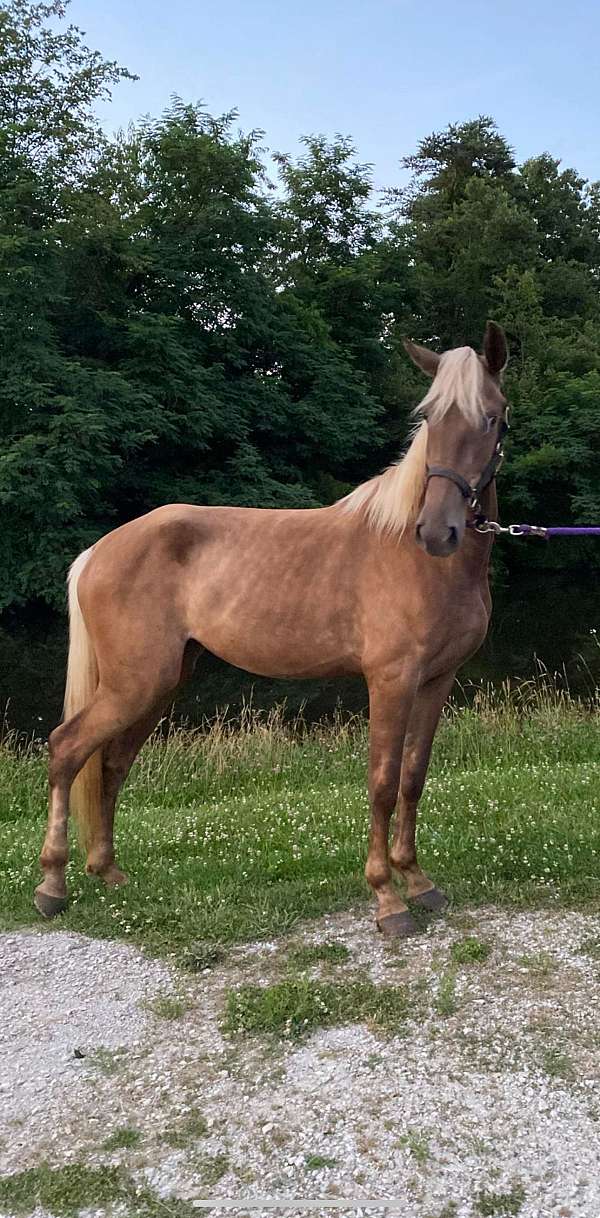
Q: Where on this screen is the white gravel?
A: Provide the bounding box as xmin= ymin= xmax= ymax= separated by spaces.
xmin=1 ymin=908 xmax=600 ymax=1218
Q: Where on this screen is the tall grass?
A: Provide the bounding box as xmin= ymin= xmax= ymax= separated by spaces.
xmin=1 ymin=679 xmax=600 ymax=956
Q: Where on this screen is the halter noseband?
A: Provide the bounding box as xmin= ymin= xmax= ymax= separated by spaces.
xmin=425 ymin=413 xmax=509 ymax=513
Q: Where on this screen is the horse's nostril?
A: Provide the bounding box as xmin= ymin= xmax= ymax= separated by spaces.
xmin=415 ymin=521 xmax=423 ymax=540
xmin=448 ymin=525 xmax=458 ymax=545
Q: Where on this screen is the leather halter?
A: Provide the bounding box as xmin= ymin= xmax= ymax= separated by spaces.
xmin=426 ymin=413 xmax=509 ymax=513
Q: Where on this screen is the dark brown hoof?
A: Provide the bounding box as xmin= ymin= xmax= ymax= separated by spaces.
xmin=34 ymin=887 xmax=68 ymax=919
xmin=376 ymin=911 xmax=419 ymax=938
xmin=411 ymin=887 xmax=449 ymax=914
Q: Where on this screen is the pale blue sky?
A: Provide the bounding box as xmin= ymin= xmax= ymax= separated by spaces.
xmin=69 ymin=0 xmax=599 ymax=191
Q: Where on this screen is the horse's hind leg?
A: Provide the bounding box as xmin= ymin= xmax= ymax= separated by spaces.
xmin=36 ymin=669 xmax=185 ymax=918
xmin=389 ymin=670 xmax=456 ymax=911
xmin=84 ymin=707 xmax=165 ymax=886
xmin=82 ymin=643 xmax=201 ymax=887
xmin=36 ymin=691 xmax=143 ymax=917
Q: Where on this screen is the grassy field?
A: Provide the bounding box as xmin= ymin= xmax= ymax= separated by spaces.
xmin=1 ymin=682 xmax=600 ymax=959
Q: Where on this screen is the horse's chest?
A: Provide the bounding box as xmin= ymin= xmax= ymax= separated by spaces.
xmin=422 ymin=597 xmax=490 ymax=677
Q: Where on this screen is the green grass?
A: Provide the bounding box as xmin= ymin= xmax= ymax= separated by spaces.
xmin=518 ymin=950 xmax=556 ymax=977
xmin=397 ymin=1128 xmax=431 ymax=1165
xmin=141 ymin=992 xmax=194 ymax=1020
xmin=541 ymin=1046 xmax=576 ymax=1080
xmin=287 ymin=940 xmax=351 ymax=968
xmin=0 ymin=1164 xmax=130 ymax=1218
xmin=2 ymin=684 xmax=600 ymax=957
xmin=434 ymin=967 xmax=458 ymax=1017
xmin=101 ymin=1125 xmax=141 ymax=1151
xmin=162 ymin=1109 xmax=209 ymax=1148
xmin=0 ymin=1163 xmax=203 ymax=1218
xmin=579 ymin=935 xmax=600 ymax=961
xmin=475 ymin=1183 xmax=526 ymax=1216
xmin=450 ymin=936 xmax=492 ymax=964
xmin=304 ymin=1153 xmax=337 ymax=1170
xmin=85 ymin=1047 xmax=126 ymax=1075
xmin=222 ymin=976 xmax=416 ymax=1039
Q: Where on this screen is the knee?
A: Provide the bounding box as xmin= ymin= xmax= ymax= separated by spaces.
xmin=370 ymin=769 xmax=399 ymax=815
xmin=41 ymin=841 xmax=68 ymax=869
xmin=365 ymin=856 xmax=390 ymax=889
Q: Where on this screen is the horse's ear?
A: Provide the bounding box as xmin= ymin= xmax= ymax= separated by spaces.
xmin=403 ymin=339 xmax=440 ymax=378
xmin=483 ymin=321 xmax=508 ymax=377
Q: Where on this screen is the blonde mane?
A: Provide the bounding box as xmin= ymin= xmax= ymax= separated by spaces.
xmin=340 ymin=347 xmax=486 ymax=537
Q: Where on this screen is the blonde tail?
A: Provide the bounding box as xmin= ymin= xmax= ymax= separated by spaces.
xmin=64 ymin=549 xmax=103 ymax=853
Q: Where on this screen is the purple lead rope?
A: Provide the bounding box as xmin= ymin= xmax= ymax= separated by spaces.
xmin=517 ymin=525 xmax=600 ymax=538
xmin=470 ymin=518 xmax=600 ymax=538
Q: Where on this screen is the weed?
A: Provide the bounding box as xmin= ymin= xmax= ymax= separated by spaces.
xmin=163 ymin=1109 xmax=209 ymax=1148
xmin=101 ymin=1125 xmax=141 ymax=1151
xmin=142 ymin=993 xmax=194 ymax=1020
xmin=181 ymin=942 xmax=226 ymax=971
xmin=223 ymin=977 xmax=414 ymax=1039
xmin=450 ymin=937 xmax=491 ymax=964
xmin=518 ymin=951 xmax=556 ymax=977
xmin=305 ymin=1154 xmax=337 ymax=1170
xmin=397 ymin=1128 xmax=430 ymax=1165
xmin=0 ymin=1164 xmax=128 ymax=1217
xmin=195 ymin=1153 xmax=229 ymax=1187
xmin=541 ymin=1047 xmax=575 ymax=1080
xmin=86 ymin=1047 xmax=126 ymax=1076
xmin=475 ymin=1182 xmax=525 ymax=1216
xmin=287 ymin=941 xmax=350 ymax=968
xmin=579 ymin=936 xmax=600 ymax=961
xmin=435 ymin=968 xmax=458 ymax=1016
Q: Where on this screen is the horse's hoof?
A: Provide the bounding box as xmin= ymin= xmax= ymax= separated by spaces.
xmin=102 ymin=866 xmax=128 ymax=888
xmin=34 ymin=886 xmax=68 ymax=919
xmin=86 ymin=862 xmax=128 ymax=887
xmin=376 ymin=911 xmax=419 ymax=938
xmin=411 ymin=886 xmax=449 ymax=914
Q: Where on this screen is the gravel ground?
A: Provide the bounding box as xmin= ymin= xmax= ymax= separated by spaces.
xmin=1 ymin=907 xmax=600 ymax=1218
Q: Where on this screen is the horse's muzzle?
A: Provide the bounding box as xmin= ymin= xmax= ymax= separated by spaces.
xmin=415 ymin=519 xmax=461 ymax=558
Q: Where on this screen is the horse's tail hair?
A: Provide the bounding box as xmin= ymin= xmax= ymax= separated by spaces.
xmin=64 ymin=548 xmax=103 ymax=853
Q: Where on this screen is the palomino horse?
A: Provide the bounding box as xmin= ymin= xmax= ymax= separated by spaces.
xmin=35 ymin=322 xmax=509 ymax=937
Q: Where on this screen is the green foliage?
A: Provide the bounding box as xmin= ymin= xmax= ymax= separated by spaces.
xmin=101 ymin=1125 xmax=141 ymax=1151
xmin=450 ymin=937 xmax=492 ymax=964
xmin=434 ymin=968 xmax=458 ymax=1017
xmin=0 ymin=1162 xmax=205 ymax=1218
xmin=223 ymin=977 xmax=412 ymax=1039
xmin=0 ymin=1163 xmax=128 ymax=1217
xmin=1 ymin=6 xmax=600 ymax=623
xmin=475 ymin=1182 xmax=525 ymax=1217
xmin=287 ymin=940 xmax=351 ymax=968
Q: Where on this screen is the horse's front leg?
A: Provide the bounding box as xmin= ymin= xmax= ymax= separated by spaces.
xmin=364 ymin=667 xmax=419 ymax=938
xmin=389 ymin=670 xmax=456 ymax=911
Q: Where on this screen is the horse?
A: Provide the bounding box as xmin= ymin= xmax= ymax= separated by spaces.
xmin=35 ymin=321 xmax=509 ymax=937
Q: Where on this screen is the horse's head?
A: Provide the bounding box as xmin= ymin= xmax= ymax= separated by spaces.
xmin=403 ymin=323 xmax=509 ymax=558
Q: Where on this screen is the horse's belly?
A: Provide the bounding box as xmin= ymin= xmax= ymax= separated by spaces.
xmin=189 ymin=590 xmax=361 ymax=679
